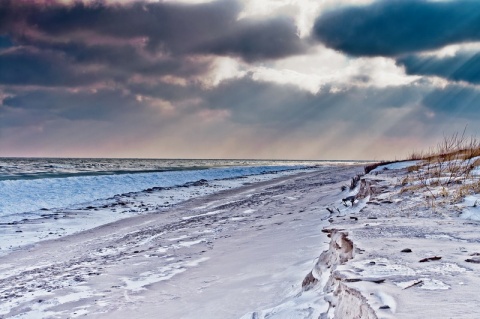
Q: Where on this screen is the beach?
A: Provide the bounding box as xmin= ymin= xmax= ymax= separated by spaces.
xmin=0 ymin=165 xmax=362 ymax=318
xmin=2 ymin=160 xmax=480 ymax=319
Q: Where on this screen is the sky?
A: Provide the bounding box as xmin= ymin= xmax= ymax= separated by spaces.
xmin=1 ymin=0 xmax=480 ymax=160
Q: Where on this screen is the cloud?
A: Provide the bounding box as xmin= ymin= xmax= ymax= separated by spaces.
xmin=2 ymin=88 xmax=145 ymax=122
xmin=3 ymin=0 xmax=480 ymax=159
xmin=0 ymin=35 xmax=12 ymax=48
xmin=1 ymin=73 xmax=476 ymax=159
xmin=422 ymin=84 xmax=480 ymax=118
xmin=0 ymin=48 xmax=102 ymax=86
xmin=195 ymin=76 xmax=427 ymax=131
xmin=313 ymin=0 xmax=480 ymax=57
xmin=40 ymin=40 xmax=214 ymax=79
xmin=2 ymin=75 xmax=427 ymax=131
xmin=397 ymin=52 xmax=480 ymax=84
xmin=196 ymin=16 xmax=305 ymax=62
xmin=0 ymin=0 xmax=305 ymax=63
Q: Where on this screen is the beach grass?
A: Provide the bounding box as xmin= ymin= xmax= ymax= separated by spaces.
xmin=401 ymin=131 xmax=480 ymax=206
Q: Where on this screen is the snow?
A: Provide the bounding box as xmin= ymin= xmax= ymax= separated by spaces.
xmin=0 ymin=167 xmax=320 ymax=256
xmin=3 ymin=159 xmax=480 ymax=319
xmin=460 ymin=195 xmax=480 ymax=221
xmin=0 ymin=166 xmax=362 ymax=319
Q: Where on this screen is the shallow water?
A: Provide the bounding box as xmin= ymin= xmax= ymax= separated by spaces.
xmin=0 ymin=158 xmax=337 ymax=217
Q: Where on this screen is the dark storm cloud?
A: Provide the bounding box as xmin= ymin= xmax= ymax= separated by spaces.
xmin=397 ymin=52 xmax=480 ymax=84
xmin=23 ymin=0 xmax=238 ymax=54
xmin=0 ymin=0 xmax=304 ymax=63
xmin=313 ymin=0 xmax=480 ymax=57
xmin=0 ymin=48 xmax=101 ymax=86
xmin=0 ymin=35 xmax=13 ymax=49
xmin=196 ymin=16 xmax=305 ymax=62
xmin=36 ymin=40 xmax=213 ymax=79
xmin=2 ymin=88 xmax=143 ymax=122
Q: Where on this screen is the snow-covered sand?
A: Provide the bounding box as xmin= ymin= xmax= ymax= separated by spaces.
xmin=0 ymin=167 xmax=320 ymax=256
xmin=0 ymin=165 xmax=362 ymax=318
xmin=304 ymin=160 xmax=480 ymax=319
xmin=2 ymin=161 xmax=480 ymax=319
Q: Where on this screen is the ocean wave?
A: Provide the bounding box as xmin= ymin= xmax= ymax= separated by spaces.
xmin=0 ymin=165 xmax=304 ymax=217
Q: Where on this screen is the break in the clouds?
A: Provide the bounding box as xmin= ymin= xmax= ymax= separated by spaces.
xmin=2 ymin=0 xmax=480 ymax=159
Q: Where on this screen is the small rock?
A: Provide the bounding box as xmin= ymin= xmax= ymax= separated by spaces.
xmin=401 ymin=248 xmax=412 ymax=253
xmin=465 ymin=258 xmax=480 ymax=264
xmin=371 ymin=278 xmax=386 ymax=284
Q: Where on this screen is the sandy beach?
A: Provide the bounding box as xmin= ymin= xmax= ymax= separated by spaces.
xmin=2 ymin=160 xmax=480 ymax=319
xmin=0 ymin=165 xmax=362 ymax=318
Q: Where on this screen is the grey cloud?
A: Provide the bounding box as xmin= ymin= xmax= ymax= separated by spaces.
xmin=2 ymin=75 xmax=469 ymax=159
xmin=313 ymin=0 xmax=480 ymax=57
xmin=3 ymin=88 xmax=144 ymax=122
xmin=3 ymin=76 xmax=427 ymax=132
xmin=39 ymin=41 xmax=213 ymax=79
xmin=397 ymin=52 xmax=480 ymax=84
xmin=0 ymin=35 xmax=12 ymax=49
xmin=0 ymin=38 xmax=212 ymax=87
xmin=199 ymin=77 xmax=426 ymax=131
xmin=0 ymin=48 xmax=102 ymax=86
xmin=196 ymin=16 xmax=305 ymax=62
xmin=127 ymin=82 xmax=203 ymax=102
xmin=422 ymin=84 xmax=480 ymax=117
xmin=0 ymin=0 xmax=305 ymax=62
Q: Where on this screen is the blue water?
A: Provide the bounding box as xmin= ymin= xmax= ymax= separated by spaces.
xmin=0 ymin=158 xmax=331 ymax=218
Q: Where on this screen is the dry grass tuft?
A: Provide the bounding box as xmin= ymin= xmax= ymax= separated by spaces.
xmin=402 ymin=130 xmax=480 ymax=206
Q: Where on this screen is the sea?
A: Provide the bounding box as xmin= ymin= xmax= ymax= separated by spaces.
xmin=0 ymin=158 xmax=354 ymax=254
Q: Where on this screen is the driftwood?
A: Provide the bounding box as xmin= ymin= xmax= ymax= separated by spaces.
xmin=403 ymin=280 xmax=424 ymax=290
xmin=419 ymin=256 xmax=442 ymax=262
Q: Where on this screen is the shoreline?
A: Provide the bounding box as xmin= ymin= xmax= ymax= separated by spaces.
xmin=0 ymin=165 xmax=363 ymax=318
xmin=0 ymin=166 xmax=326 ymax=257
xmin=4 ymin=161 xmax=476 ymax=318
